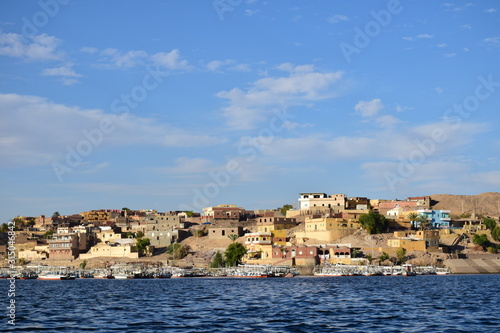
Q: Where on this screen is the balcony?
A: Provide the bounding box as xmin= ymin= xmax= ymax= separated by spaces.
xmin=245 ymin=240 xmax=272 ymax=245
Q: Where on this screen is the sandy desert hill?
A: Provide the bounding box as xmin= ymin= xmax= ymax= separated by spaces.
xmin=430 ymin=192 xmax=500 ymax=218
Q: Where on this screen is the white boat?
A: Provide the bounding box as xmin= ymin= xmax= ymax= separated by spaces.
xmin=114 ymin=272 xmax=134 ymax=279
xmin=435 ymin=267 xmax=451 ymax=275
xmin=38 ymin=271 xmax=75 ymax=280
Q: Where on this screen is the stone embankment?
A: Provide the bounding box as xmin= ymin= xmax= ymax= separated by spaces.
xmin=444 ymin=257 xmax=500 ymax=274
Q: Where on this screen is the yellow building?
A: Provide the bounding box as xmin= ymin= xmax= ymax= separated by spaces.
xmin=295 ymin=217 xmax=360 ymax=243
xmin=387 ymin=230 xmax=440 ymax=252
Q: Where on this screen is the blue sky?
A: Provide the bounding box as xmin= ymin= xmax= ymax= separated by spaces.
xmin=1 ymin=0 xmax=499 ymax=222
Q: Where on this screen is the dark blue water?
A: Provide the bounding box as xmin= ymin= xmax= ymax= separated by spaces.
xmin=2 ymin=275 xmax=499 ymax=332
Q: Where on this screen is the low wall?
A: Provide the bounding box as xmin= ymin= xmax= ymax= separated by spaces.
xmin=444 ymin=258 xmax=500 ymax=274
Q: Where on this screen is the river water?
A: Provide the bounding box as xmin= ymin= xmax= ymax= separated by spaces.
xmin=2 ymin=275 xmax=499 ymax=332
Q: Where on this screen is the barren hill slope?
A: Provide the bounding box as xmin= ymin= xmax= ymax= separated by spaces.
xmin=430 ymin=192 xmax=500 ymax=217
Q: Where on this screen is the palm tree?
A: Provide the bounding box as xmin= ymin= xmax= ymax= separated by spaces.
xmin=407 ymin=212 xmax=419 ymax=229
xmin=416 ymin=216 xmax=431 ymax=230
xmin=228 ymin=234 xmax=239 ymax=243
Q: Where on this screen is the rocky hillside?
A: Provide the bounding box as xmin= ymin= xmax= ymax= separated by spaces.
xmin=430 ymin=192 xmax=500 ymax=218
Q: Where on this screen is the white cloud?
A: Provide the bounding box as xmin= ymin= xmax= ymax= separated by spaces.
xmin=484 ymin=8 xmax=497 ymax=13
xmin=245 ymin=9 xmax=260 ymax=16
xmin=416 ymin=34 xmax=434 ymax=39
xmin=80 ymin=46 xmax=98 ymax=54
xmin=328 ymin=15 xmax=349 ymax=23
xmin=461 ymin=24 xmax=472 ymax=30
xmin=475 ymin=170 xmax=500 ymax=186
xmin=216 ymin=63 xmax=343 ymax=129
xmin=444 ymin=3 xmax=473 ymax=12
xmin=252 ymin=121 xmax=487 ymax=163
xmin=435 ymin=87 xmax=444 ymax=93
xmin=0 ymin=93 xmax=226 ymax=167
xmin=483 ymin=37 xmax=500 ymax=47
xmin=41 ymin=63 xmax=83 ymax=85
xmin=354 ymin=99 xmax=383 ymax=117
xmin=395 ymin=104 xmax=412 ymax=112
xmin=229 ymin=63 xmax=251 ymax=72
xmin=100 ymin=48 xmax=148 ymax=68
xmin=437 ymin=43 xmax=447 ymax=48
xmin=443 ymin=53 xmax=457 ymax=58
xmin=161 ymin=157 xmax=217 ymax=175
xmin=150 ymin=49 xmax=191 ymax=70
xmin=82 ymin=162 xmax=109 ymax=174
xmin=0 ymin=32 xmax=63 ymax=61
xmin=376 ymin=115 xmax=402 ymax=128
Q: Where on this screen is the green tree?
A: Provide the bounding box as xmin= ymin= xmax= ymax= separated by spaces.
xmin=492 ymin=226 xmax=500 ymax=242
xmin=209 ymin=251 xmax=225 ymax=268
xmin=225 ymin=242 xmax=247 ymax=266
xmin=279 ymin=204 xmax=294 ymax=216
xmin=359 ymin=212 xmax=388 ymax=234
xmin=136 ymin=237 xmax=151 ymax=255
xmin=167 ymin=242 xmax=190 ymax=259
xmin=185 ymin=211 xmax=194 ymax=217
xmin=0 ymin=223 xmax=8 ymax=232
xmin=396 ymin=247 xmax=407 ymax=264
xmin=407 ymin=212 xmax=419 ymax=229
xmin=365 ymin=254 xmax=373 ymax=264
xmin=52 ymin=211 xmax=60 ymax=218
xmin=13 ymin=217 xmax=25 ymax=230
xmin=136 ymin=231 xmax=144 ymax=239
xmin=379 ymin=252 xmax=390 ymax=263
xmin=27 ymin=219 xmax=36 ymax=227
xmin=79 ymin=260 xmax=87 ymax=270
xmin=483 ymin=218 xmax=497 ymax=230
xmin=416 ymin=216 xmax=431 ymax=230
xmin=472 ymin=233 xmax=489 ymax=250
xmin=228 ymin=234 xmax=239 ymax=243
xmin=43 ymin=229 xmax=54 ymax=239
xmin=121 ymin=207 xmax=130 ymax=211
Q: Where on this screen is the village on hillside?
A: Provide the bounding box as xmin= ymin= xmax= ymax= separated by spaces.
xmin=2 ymin=192 xmax=500 ymax=275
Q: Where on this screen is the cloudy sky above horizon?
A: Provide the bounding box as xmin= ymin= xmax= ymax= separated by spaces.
xmin=1 ymin=0 xmax=499 ymax=221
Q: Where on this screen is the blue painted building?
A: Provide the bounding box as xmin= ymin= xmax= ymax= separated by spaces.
xmin=416 ymin=209 xmax=451 ymax=228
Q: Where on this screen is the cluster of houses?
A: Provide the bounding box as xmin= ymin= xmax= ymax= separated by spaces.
xmin=0 ymin=192 xmax=491 ymax=267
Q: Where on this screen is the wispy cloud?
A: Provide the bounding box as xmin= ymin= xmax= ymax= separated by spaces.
xmin=354 ymin=99 xmax=383 ymax=117
xmin=328 ymin=15 xmax=349 ymax=23
xmin=0 ymin=93 xmax=226 ymax=167
xmin=443 ymin=53 xmax=457 ymax=58
xmin=484 ymin=8 xmax=497 ymax=13
xmin=443 ymin=3 xmax=473 ymax=12
xmin=150 ymin=49 xmax=191 ymax=70
xmin=483 ymin=36 xmax=500 ymax=47
xmin=41 ymin=63 xmax=83 ymax=85
xmin=0 ymin=32 xmax=63 ymax=61
xmin=216 ymin=63 xmax=343 ymax=129
xmin=395 ymin=104 xmax=412 ymax=112
xmin=403 ymin=34 xmax=434 ymax=41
